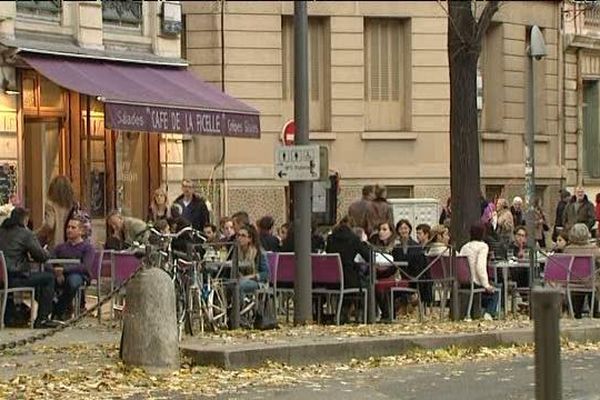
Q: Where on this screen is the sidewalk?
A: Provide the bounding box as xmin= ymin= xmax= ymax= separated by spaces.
xmin=180 ymin=317 xmax=600 ymax=369
xmin=1 ymin=316 xmax=600 ymax=398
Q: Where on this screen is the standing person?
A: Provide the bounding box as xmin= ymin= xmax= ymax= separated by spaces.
xmin=552 ymin=189 xmax=570 ymax=242
xmin=511 ymin=196 xmax=525 ymax=227
xmin=174 ymin=179 xmax=209 ymax=231
xmin=104 ymin=210 xmax=148 ymax=250
xmin=348 ymin=185 xmax=375 ymax=236
xmin=51 ymin=217 xmax=95 ymax=320
xmin=495 ymin=198 xmax=514 ymax=244
xmin=256 ymin=215 xmax=280 ymax=252
xmin=0 ymin=208 xmax=60 ymax=328
xmin=439 ymin=197 xmax=451 ymax=226
xmin=37 ymin=175 xmax=76 ymax=249
xmin=563 ymin=186 xmax=596 ymax=233
xmin=147 ymin=187 xmax=171 ymax=223
xmin=370 ymin=185 xmax=394 ymax=236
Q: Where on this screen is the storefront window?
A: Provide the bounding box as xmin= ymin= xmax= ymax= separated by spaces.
xmin=115 ymin=131 xmax=146 ymax=219
xmin=40 ymin=75 xmax=64 ymax=109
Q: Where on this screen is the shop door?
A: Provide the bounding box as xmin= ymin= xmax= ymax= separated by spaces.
xmin=23 ymin=118 xmax=66 ymax=228
xmin=114 ymin=131 xmax=160 ymax=220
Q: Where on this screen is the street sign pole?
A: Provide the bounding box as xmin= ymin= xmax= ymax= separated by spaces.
xmin=293 ymin=0 xmax=312 ymax=325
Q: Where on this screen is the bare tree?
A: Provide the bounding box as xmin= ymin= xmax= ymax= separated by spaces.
xmin=445 ymin=0 xmax=500 ymax=247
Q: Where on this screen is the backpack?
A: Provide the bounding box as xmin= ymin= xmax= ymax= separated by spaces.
xmin=64 ymin=202 xmax=92 ymax=241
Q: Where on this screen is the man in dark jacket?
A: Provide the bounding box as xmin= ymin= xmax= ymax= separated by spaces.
xmin=552 ymin=189 xmax=570 ymax=242
xmin=174 ymin=179 xmax=210 ymax=231
xmin=0 ymin=208 xmax=59 ymax=328
xmin=563 ymin=186 xmax=596 ymax=233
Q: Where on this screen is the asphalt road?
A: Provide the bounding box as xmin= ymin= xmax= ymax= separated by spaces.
xmin=227 ymin=352 xmax=600 ymax=400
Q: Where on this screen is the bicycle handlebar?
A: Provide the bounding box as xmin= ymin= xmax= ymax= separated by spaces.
xmin=148 ymin=226 xmax=207 ymax=241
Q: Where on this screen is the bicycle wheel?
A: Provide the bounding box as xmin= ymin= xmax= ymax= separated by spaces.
xmin=203 ymin=279 xmax=228 ymax=331
xmin=174 ymin=275 xmax=187 ymax=340
xmin=186 ymin=285 xmax=203 ymax=336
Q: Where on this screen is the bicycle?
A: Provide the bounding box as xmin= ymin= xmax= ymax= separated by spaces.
xmin=144 ymin=226 xmax=206 ymax=340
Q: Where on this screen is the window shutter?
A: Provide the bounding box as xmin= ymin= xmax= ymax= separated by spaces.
xmin=584 ymin=81 xmax=600 ymax=178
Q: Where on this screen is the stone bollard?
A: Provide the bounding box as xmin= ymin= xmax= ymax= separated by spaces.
xmin=120 ymin=268 xmax=179 ymax=373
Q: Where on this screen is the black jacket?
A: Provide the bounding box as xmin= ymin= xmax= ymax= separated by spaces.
xmin=0 ymin=225 xmax=49 ymax=275
xmin=259 ymin=233 xmax=281 ymax=252
xmin=325 ymin=225 xmax=371 ymax=288
xmin=392 ymin=238 xmax=427 ymax=279
xmin=174 ymin=194 xmax=209 ymax=231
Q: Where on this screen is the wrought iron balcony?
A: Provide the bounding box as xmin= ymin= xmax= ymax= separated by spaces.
xmin=16 ymin=0 xmax=61 ymax=16
xmin=102 ymin=0 xmax=142 ymax=27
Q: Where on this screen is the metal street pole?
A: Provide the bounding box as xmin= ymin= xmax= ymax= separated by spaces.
xmin=525 ymin=46 xmax=537 ymax=289
xmin=526 ymin=26 xmax=546 ymax=293
xmin=532 ymin=288 xmax=562 ymax=400
xmin=293 ymin=0 xmax=312 ymax=325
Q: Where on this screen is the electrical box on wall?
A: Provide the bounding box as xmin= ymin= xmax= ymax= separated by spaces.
xmin=161 ymin=2 xmax=182 ymax=36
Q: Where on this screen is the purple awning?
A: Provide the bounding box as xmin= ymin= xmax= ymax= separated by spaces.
xmin=21 ymin=53 xmax=260 ymax=138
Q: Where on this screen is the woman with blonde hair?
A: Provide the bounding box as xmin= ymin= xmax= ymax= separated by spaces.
xmin=427 ymin=224 xmax=451 ymax=257
xmin=147 ymin=187 xmax=171 ymax=223
xmin=37 ymin=175 xmax=76 ymax=249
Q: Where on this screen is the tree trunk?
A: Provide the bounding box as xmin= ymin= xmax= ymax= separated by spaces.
xmin=447 ymin=1 xmax=483 ymax=248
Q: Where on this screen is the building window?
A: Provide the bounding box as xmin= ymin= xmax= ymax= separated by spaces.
xmin=480 ymin=23 xmax=503 ymax=132
xmin=583 ymin=80 xmax=600 ymax=178
xmin=16 ymin=0 xmax=61 ymax=18
xmin=364 ymin=18 xmax=409 ymax=132
xmin=102 ymin=0 xmax=142 ymax=28
xmin=526 ymin=26 xmax=546 ymax=135
xmin=282 ymin=16 xmax=330 ymax=132
xmin=386 ymin=186 xmax=413 ymax=199
xmin=485 ymin=185 xmax=504 ymax=202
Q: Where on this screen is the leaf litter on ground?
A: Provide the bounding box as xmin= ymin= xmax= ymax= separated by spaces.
xmin=0 ymin=315 xmax=599 ymax=399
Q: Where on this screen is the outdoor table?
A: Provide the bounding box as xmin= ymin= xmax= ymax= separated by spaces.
xmin=491 ymin=255 xmax=546 ymax=317
xmin=44 ymin=258 xmax=82 ymax=271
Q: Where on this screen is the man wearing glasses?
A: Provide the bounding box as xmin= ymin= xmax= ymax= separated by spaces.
xmin=174 ymin=179 xmax=210 ymax=231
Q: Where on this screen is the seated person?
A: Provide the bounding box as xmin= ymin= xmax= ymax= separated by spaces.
xmin=257 ymin=215 xmax=281 ymax=252
xmin=392 ymin=219 xmax=431 ymax=309
xmin=459 ymin=223 xmax=499 ymax=319
xmin=370 ymin=221 xmax=401 ymax=321
xmin=236 ymin=224 xmax=269 ymax=299
xmin=0 ymin=208 xmax=59 ymax=329
xmin=51 ymin=217 xmax=95 ymax=320
xmin=426 ymin=224 xmax=451 ymax=257
xmin=509 ymin=226 xmax=530 ymax=288
xmin=563 ymin=223 xmax=600 ymax=318
xmin=325 ymin=216 xmax=371 ymax=322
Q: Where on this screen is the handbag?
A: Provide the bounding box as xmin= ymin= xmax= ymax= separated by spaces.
xmin=253 ymin=292 xmax=279 ymax=330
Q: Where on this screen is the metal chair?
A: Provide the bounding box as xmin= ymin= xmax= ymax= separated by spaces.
xmin=0 ymin=251 xmax=36 ymax=329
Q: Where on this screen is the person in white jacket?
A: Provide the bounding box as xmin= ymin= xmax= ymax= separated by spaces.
xmin=459 ymin=223 xmax=499 ymax=319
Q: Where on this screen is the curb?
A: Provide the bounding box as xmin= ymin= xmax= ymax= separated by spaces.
xmin=180 ymin=325 xmax=600 ymax=370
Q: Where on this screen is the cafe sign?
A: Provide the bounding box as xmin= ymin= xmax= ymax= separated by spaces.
xmin=104 ymin=103 xmax=261 ymax=139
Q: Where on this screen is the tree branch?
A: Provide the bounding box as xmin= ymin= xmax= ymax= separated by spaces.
xmin=437 ymin=0 xmax=468 ymax=47
xmin=474 ymin=1 xmax=501 ymax=45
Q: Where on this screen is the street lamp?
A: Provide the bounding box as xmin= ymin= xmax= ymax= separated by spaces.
xmin=526 ymin=25 xmax=547 ymax=289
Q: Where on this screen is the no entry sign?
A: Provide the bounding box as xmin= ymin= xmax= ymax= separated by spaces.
xmin=281 ymin=119 xmax=295 ymax=145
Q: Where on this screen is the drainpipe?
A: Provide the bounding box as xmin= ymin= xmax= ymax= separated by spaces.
xmin=557 ymin=2 xmax=565 ymax=188
xmin=576 ymin=47 xmax=584 ymax=186
xmin=209 ymin=0 xmax=227 ymax=219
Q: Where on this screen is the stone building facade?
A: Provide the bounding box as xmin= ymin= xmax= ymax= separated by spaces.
xmin=182 ymin=1 xmax=566 ymax=225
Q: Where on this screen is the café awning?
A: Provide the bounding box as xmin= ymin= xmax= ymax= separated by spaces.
xmin=20 ymin=53 xmax=260 ymax=138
